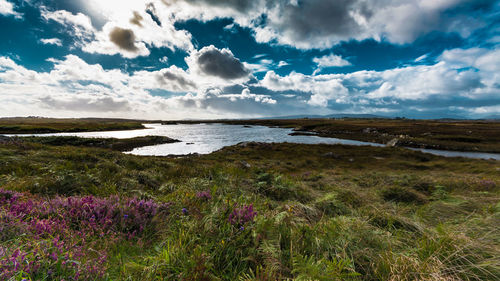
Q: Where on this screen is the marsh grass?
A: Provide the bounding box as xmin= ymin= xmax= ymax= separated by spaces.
xmin=0 ymin=140 xmax=498 ymax=280
xmin=0 ymin=117 xmax=145 ymax=134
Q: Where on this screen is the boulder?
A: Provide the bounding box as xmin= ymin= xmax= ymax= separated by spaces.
xmin=240 ymin=161 xmax=251 ymax=168
xmin=386 ymin=138 xmax=399 ymax=147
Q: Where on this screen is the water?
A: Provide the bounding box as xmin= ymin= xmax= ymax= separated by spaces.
xmin=7 ymin=123 xmax=499 ymax=160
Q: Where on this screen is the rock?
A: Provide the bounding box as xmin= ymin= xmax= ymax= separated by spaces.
xmin=386 ymin=138 xmax=399 ymax=147
xmin=322 ymin=152 xmax=340 ymax=159
xmin=238 ymin=142 xmax=250 ymax=147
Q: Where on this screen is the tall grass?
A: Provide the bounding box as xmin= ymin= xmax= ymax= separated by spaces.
xmin=0 ymin=140 xmax=498 ymax=280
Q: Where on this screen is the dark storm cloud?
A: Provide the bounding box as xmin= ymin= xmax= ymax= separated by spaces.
xmin=168 ymin=0 xmax=256 ymax=12
xmin=109 ymin=27 xmax=138 ymax=52
xmin=194 ymin=0 xmax=254 ymax=11
xmin=266 ymin=0 xmax=500 ymax=46
xmin=195 ymin=46 xmax=250 ymax=79
xmin=130 ymin=11 xmax=143 ymax=27
xmin=156 ymin=69 xmax=197 ymax=91
xmin=278 ymin=0 xmax=365 ymax=40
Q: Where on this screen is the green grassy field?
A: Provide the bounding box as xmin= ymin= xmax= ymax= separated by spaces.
xmin=0 ymin=137 xmax=498 ymax=280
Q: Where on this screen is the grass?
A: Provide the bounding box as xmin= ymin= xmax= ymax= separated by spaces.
xmin=0 ymin=117 xmax=145 ymax=134
xmin=13 ymin=136 xmax=180 ymax=152
xmin=0 ymin=137 xmax=499 ymax=280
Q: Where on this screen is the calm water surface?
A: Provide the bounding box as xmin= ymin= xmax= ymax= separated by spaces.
xmin=10 ymin=123 xmax=499 ymax=160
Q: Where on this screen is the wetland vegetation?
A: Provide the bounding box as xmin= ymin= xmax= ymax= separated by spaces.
xmin=11 ymin=135 xmax=180 ymax=152
xmin=0 ymin=121 xmax=499 ymax=280
xmin=0 ymin=117 xmax=146 ymax=134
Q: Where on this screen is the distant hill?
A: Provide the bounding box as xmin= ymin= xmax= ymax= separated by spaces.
xmin=482 ymin=115 xmax=500 ymax=120
xmin=259 ymin=113 xmax=389 ymax=120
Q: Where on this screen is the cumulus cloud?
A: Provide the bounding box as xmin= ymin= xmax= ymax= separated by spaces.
xmin=41 ymin=2 xmax=193 ymax=58
xmin=168 ymin=87 xmax=278 ymax=116
xmin=0 ymin=0 xmax=21 ymax=18
xmin=440 ymin=48 xmax=500 ymax=73
xmin=154 ymin=66 xmax=197 ymax=91
xmin=273 ymin=0 xmax=497 ymax=47
xmin=40 ymin=96 xmax=131 ymax=112
xmin=181 ymin=0 xmax=258 ymax=13
xmin=159 ymin=0 xmax=498 ymax=49
xmin=82 ymin=23 xmax=149 ymax=58
xmin=0 ymin=39 xmax=498 ymax=119
xmin=277 ymin=61 xmax=289 ymax=68
xmin=130 ymin=11 xmax=143 ymax=27
xmin=186 ymin=45 xmax=251 ymax=80
xmin=0 ymin=54 xmax=276 ymax=119
xmin=40 ymin=38 xmax=63 ymax=46
xmin=109 ymin=27 xmax=139 ymax=52
xmin=262 ymin=71 xmax=349 ymax=107
xmin=271 ymin=47 xmax=498 ymax=115
xmin=41 ymin=9 xmax=94 ymax=40
xmin=313 ymin=54 xmax=351 ymax=68
xmin=33 ymin=0 xmax=498 ymax=61
xmin=159 ymin=56 xmax=168 ymax=63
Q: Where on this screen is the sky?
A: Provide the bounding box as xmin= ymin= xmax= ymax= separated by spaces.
xmin=0 ymin=0 xmax=499 ymax=119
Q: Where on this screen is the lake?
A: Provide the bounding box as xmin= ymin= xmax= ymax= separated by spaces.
xmin=9 ymin=123 xmax=500 ymax=160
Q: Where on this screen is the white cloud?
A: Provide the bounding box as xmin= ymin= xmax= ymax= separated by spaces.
xmin=414 ymin=54 xmax=428 ymax=62
xmin=82 ymin=23 xmax=150 ymax=58
xmin=246 ymin=0 xmax=495 ymax=48
xmin=261 ymin=47 xmax=499 ymax=110
xmin=261 ymin=71 xmax=349 ymax=107
xmin=41 ymin=9 xmax=94 ymax=40
xmin=41 ymin=3 xmax=193 ymax=58
xmin=160 ymin=0 xmax=494 ymax=49
xmin=40 ymin=38 xmax=63 ymax=47
xmin=277 ymin=61 xmax=289 ymax=68
xmin=313 ymin=54 xmax=351 ymax=74
xmin=0 ymin=54 xmax=276 ymax=119
xmin=159 ymin=56 xmax=168 ymax=63
xmin=0 ymin=0 xmax=21 ymax=18
xmin=0 ymin=43 xmax=497 ymax=119
xmin=441 ymin=48 xmax=500 ymax=72
xmin=84 ymin=0 xmax=194 ymax=51
xmin=34 ymin=0 xmax=497 ymax=58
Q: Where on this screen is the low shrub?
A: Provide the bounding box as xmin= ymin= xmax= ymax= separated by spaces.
xmin=0 ymin=188 xmax=171 ymax=280
xmin=381 ymin=186 xmax=427 ymax=204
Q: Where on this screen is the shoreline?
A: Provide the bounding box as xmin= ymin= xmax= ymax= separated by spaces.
xmin=1 ymin=117 xmax=499 ymax=153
